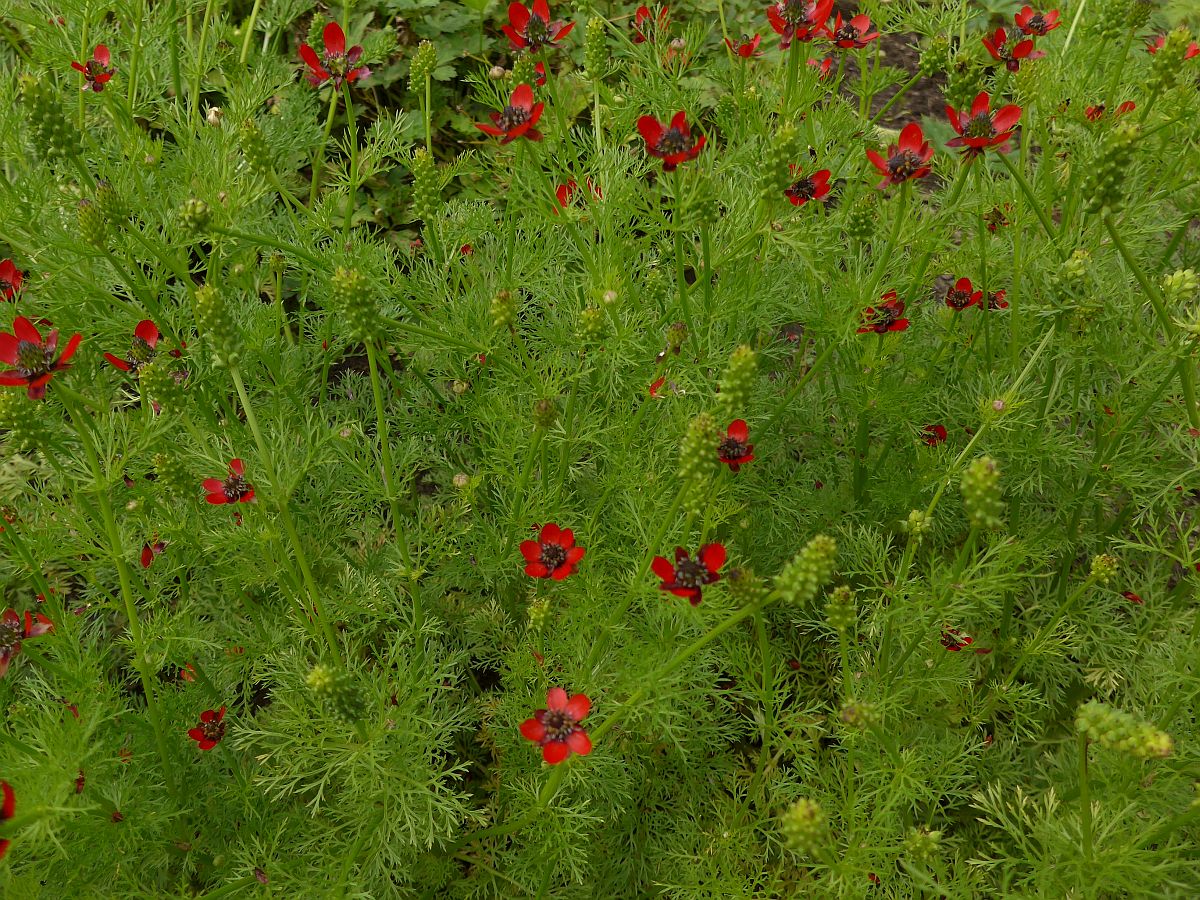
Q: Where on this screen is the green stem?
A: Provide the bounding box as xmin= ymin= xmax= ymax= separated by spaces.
xmin=673 ymin=167 xmax=696 ymax=343
xmin=699 ymin=219 xmax=714 ymax=316
xmin=191 ymin=0 xmax=217 ymax=127
xmin=1078 ymin=732 xmax=1093 ymax=863
xmin=229 ymin=367 xmax=343 ymax=665
xmin=207 ymin=225 xmax=323 ymax=268
xmin=1105 ymin=28 xmax=1136 ymax=109
xmin=1003 ymin=575 xmax=1097 ymax=685
xmin=998 ymin=152 xmax=1059 ymax=247
xmin=781 ymin=45 xmax=800 ymax=118
xmin=423 ymin=72 xmax=433 ymax=155
xmin=239 ymin=0 xmax=264 ymax=65
xmin=310 ymin=89 xmax=340 ymax=206
xmin=341 ymin=85 xmax=359 ymax=240
xmin=762 ymin=338 xmax=837 ymax=435
xmin=869 ymin=73 xmax=921 ymax=126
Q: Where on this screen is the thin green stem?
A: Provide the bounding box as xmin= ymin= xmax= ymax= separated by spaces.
xmin=310 ymin=90 xmax=341 ymax=206
xmin=869 ymin=73 xmax=920 ymax=126
xmin=240 ymin=0 xmax=264 ymax=65
xmin=341 ymin=85 xmax=359 ymax=240
xmin=1078 ymin=733 xmax=1093 ymax=863
xmin=998 ymin=152 xmax=1059 ymax=247
xmin=191 ymin=0 xmax=218 ymax=127
xmin=673 ymin=167 xmax=697 ymax=343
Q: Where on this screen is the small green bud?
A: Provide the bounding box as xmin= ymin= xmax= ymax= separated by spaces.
xmin=179 ymin=198 xmax=211 ymax=234
xmin=95 ymin=179 xmax=127 ymax=225
xmin=307 ymin=664 xmax=369 ymax=724
xmin=717 ymin=345 xmax=757 ymax=418
xmin=77 ymin=199 xmax=108 ymax=249
xmin=825 ymin=586 xmax=856 ymax=634
xmin=578 ymin=306 xmax=605 ymax=344
xmin=1149 ymin=29 xmax=1197 ymax=92
xmin=760 ymin=125 xmax=802 ymax=200
xmin=679 ymin=412 xmax=719 ymax=482
xmin=238 ymin=119 xmax=273 ymax=177
xmin=1076 ymin=700 xmax=1173 ymax=759
xmin=665 ymin=321 xmax=688 ymax=354
xmin=726 ymin=568 xmax=768 ymax=607
xmin=902 ymin=509 xmax=932 ymax=542
xmin=1124 ymin=0 xmax=1154 ymax=29
xmin=838 ymin=699 xmax=879 ymax=729
xmin=780 ymin=798 xmax=828 ymax=856
xmin=194 ymin=284 xmax=242 ymax=369
xmin=905 ymin=827 xmax=943 ymax=863
xmin=511 ymin=55 xmax=537 ymax=88
xmin=1090 ymin=554 xmax=1119 ymax=585
xmin=410 ymin=148 xmax=441 ymax=224
xmin=533 ymin=398 xmax=558 ymax=429
xmin=330 ymin=266 xmax=379 ymax=343
xmin=1058 ymin=249 xmax=1091 ymax=285
xmin=490 ymin=289 xmax=516 ymax=331
xmin=961 ymin=456 xmax=1004 ymax=531
xmin=1162 ymin=269 xmax=1199 ymax=305
xmin=0 ymin=391 xmax=49 ymax=449
xmin=268 ymin=251 xmax=287 ymax=276
xmin=919 ymin=34 xmax=953 ymax=77
xmin=585 ymin=17 xmax=609 ymax=80
xmin=409 ymin=40 xmax=438 ymax=92
xmin=843 ymin=195 xmax=876 ymax=242
xmin=776 ymin=535 xmax=838 ymax=606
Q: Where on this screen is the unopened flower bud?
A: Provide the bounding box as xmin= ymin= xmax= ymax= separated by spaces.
xmin=905 ymin=827 xmax=943 ymax=862
xmin=666 ymin=321 xmax=688 ymax=354
xmin=961 ymin=456 xmax=1004 ymax=531
xmin=776 ymin=535 xmax=838 ymax=606
xmin=1162 ymin=269 xmax=1199 ymax=305
xmin=1076 ymin=700 xmax=1173 ymax=759
xmin=489 ymin=65 xmax=507 ymax=80
xmin=919 ymin=34 xmax=953 ymax=77
xmin=903 ymin=509 xmax=932 ymax=541
xmin=780 ymin=798 xmax=828 ymax=856
xmin=206 ymin=106 xmax=224 ymax=126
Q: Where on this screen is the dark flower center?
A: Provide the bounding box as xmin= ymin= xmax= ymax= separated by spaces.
xmin=126 ymin=336 xmax=156 ymax=372
xmin=539 ymin=542 xmax=568 ymax=572
xmin=497 ymin=104 xmax=531 ymax=132
xmin=887 ymin=149 xmax=924 ymax=180
xmin=86 ymin=59 xmax=107 ymax=76
xmin=718 ymin=436 xmax=749 ymax=460
xmin=223 ymin=474 xmax=250 ymax=502
xmin=0 ymin=279 xmax=12 ymax=292
xmin=785 ymin=177 xmax=817 ymax=201
xmin=946 ymin=288 xmax=973 ymax=310
xmin=523 ymin=15 xmax=551 ymax=47
xmin=673 ymin=557 xmax=709 ymax=588
xmin=0 ymin=618 xmax=21 ymax=655
xmin=776 ymin=0 xmax=812 ymax=26
xmin=540 ymin=709 xmax=577 ymax=742
xmin=199 ymin=718 xmax=226 ymax=744
xmin=1026 ymin=14 xmax=1046 ymax=34
xmin=835 ymin=23 xmax=860 ymax=42
xmin=323 ymin=50 xmax=351 ymax=78
xmin=964 ymin=113 xmax=997 ymax=139
xmin=15 ymin=340 xmax=52 ymax=378
xmin=655 ymin=126 xmax=695 ymax=156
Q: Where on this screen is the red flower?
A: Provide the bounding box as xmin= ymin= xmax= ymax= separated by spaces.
xmin=0 ymin=259 xmax=24 ymax=300
xmin=940 ymin=627 xmax=990 ymax=654
xmin=865 ymin=122 xmax=933 ymax=189
xmin=718 ymin=420 xmax=756 ymax=472
xmin=0 ymin=608 xmax=53 ymax=679
xmin=535 ymin=61 xmax=547 ymax=86
xmin=188 ymin=706 xmax=227 ymax=750
xmin=649 ymin=375 xmax=666 ymax=398
xmin=71 ymin=44 xmax=114 ymax=92
xmin=1085 ymin=100 xmax=1135 ymax=121
xmin=299 ymin=22 xmax=369 ymax=88
xmin=857 ymin=291 xmax=909 ymax=334
xmin=982 ymin=27 xmax=1042 ymax=73
xmin=520 ymin=522 xmax=585 ymax=580
xmin=1014 ymin=6 xmax=1060 ymax=36
xmin=725 ymin=34 xmax=763 ymax=58
xmin=922 ymin=424 xmax=948 ymax=446
xmin=784 ymin=165 xmax=831 ymax=206
xmin=984 ymin=203 xmax=1012 ymax=232
xmin=986 ymin=290 xmax=1009 ymax=310
xmin=476 ymin=83 xmax=544 ymax=144
xmin=652 ymin=544 xmax=726 ymax=605
xmin=519 ymin=687 xmax=592 ymax=764
xmin=824 ymin=13 xmax=879 ymax=50
xmin=944 ymin=276 xmax=982 ymax=311
xmin=140 ymin=538 xmax=167 ymax=569
xmin=1121 ymin=590 xmax=1144 ymax=605
xmin=808 ymin=57 xmax=834 ymax=80
xmin=553 ymin=178 xmax=602 ymax=213
xmin=1 ymin=781 xmax=13 ymax=859
xmin=503 ymin=0 xmax=575 ymax=52
xmin=0 ymin=316 xmax=82 ymax=400
xmin=767 ymin=0 xmax=834 ymax=50
xmin=103 ymin=319 xmax=160 ymax=374
xmin=638 ymin=111 xmax=706 ymax=172
xmin=946 ymin=92 xmax=1021 ymax=158
xmin=1146 ymin=35 xmax=1200 ymax=58
xmin=203 ymin=459 xmax=255 ymax=505
xmin=631 ymin=5 xmax=669 ymax=44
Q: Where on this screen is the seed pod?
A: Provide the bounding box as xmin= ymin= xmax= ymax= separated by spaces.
xmin=919 ymin=34 xmax=953 ymax=77
xmin=824 ymin=586 xmax=856 ymax=634
xmin=578 ymin=305 xmax=605 ymax=344
xmin=904 ymin=827 xmax=943 ymax=863
xmin=511 ymin=55 xmax=537 ymax=88
xmin=194 ymin=284 xmax=243 ymax=369
xmin=838 ymin=699 xmax=879 ymax=729
xmin=410 ymin=148 xmax=440 ymax=223
xmin=1089 ymin=554 xmax=1119 ymax=585
xmin=717 ymin=345 xmax=757 ymax=418
xmin=1081 ymin=121 xmax=1139 ymax=216
xmin=179 ymin=198 xmax=211 ymax=234
xmin=307 ymin=664 xmax=369 ymax=724
xmin=153 ymin=450 xmax=194 ymax=498
xmin=490 ymin=289 xmax=516 ymax=331
xmin=1076 ymin=700 xmax=1173 ymax=759
xmin=527 ymin=597 xmax=550 ymax=631
xmin=238 ymin=118 xmax=274 ymax=177
xmin=726 ymin=568 xmax=768 ymax=607
xmin=760 ymin=125 xmax=801 ymax=200
xmin=678 ymin=412 xmax=719 ymax=484
xmin=843 ymin=194 xmax=876 ymax=242
xmin=775 ymin=534 xmax=838 ymax=606
xmin=780 ymin=798 xmax=828 ymax=857
xmin=409 ymin=40 xmax=438 ymax=92
xmin=585 ymin=17 xmax=608 ymax=80
xmin=77 ymin=199 xmax=108 ymax=249
xmin=1162 ymin=268 xmax=1199 ymax=305
xmin=532 ymin=398 xmax=558 ymax=429
xmin=960 ymin=456 xmax=1004 ymax=531
xmin=330 ymin=266 xmax=379 ymax=344
xmin=902 ymin=509 xmax=932 ymax=542
xmin=95 ymin=179 xmax=127 ymax=225
xmin=139 ymin=359 xmax=186 ymax=413
xmin=19 ymin=74 xmax=80 ymax=159
xmin=0 ymin=390 xmax=49 ymax=449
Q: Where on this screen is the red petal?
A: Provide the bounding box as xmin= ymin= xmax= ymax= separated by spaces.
xmin=565 ymin=546 xmax=585 ymax=564
xmin=637 ymin=115 xmax=664 ymax=148
xmin=57 ymin=333 xmax=83 ymax=364
xmin=668 ymin=110 xmax=689 ymax=133
xmin=0 ymin=334 xmax=18 ymax=365
xmin=992 ymin=104 xmax=1023 ymax=133
xmin=546 ymin=686 xmax=569 ymax=711
xmin=134 ymin=319 xmax=160 ymax=346
xmin=519 ymin=717 xmax=546 ymax=741
xmin=13 ymin=317 xmax=41 ymax=344
xmin=864 ymin=149 xmax=888 ymax=175
xmin=539 ymin=521 xmax=561 ymax=544
xmin=566 ymin=729 xmax=592 ymax=755
xmin=229 ymin=458 xmax=245 ymax=476
xmin=1 ymin=780 xmax=13 ymax=820
xmin=202 ymin=478 xmax=224 ymax=493
xmin=103 ymin=353 xmax=130 ymax=371
xmin=188 ymin=727 xmax=205 ymax=742
xmin=565 ymin=693 xmax=590 ymax=721
xmin=525 ymin=561 xmax=550 ymax=577
xmin=205 ymin=493 xmax=228 ymax=505
xmin=698 ymin=543 xmax=727 ymax=574
xmin=476 ymin=123 xmax=505 ymax=137
xmin=651 ymin=555 xmax=675 ymax=582
xmin=542 ymin=741 xmax=570 ymax=764
xmin=511 ymin=82 xmax=534 ymax=113
xmin=322 ymin=22 xmax=346 ymax=55
xmin=501 ymin=25 xmax=526 ymax=50
xmin=727 ymin=419 xmax=749 ymax=442
xmin=298 ymin=43 xmax=322 ymax=72
xmin=520 ymin=540 xmax=542 ymax=562
xmin=509 ymin=2 xmax=531 ymax=30
xmin=141 ymin=545 xmax=154 ymax=568
xmin=24 ymin=612 xmax=52 ymax=637
xmin=71 ymin=61 xmax=87 ymax=74
xmin=531 ymin=0 xmax=550 ymax=24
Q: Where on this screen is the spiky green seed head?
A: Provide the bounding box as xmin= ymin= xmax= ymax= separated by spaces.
xmin=409 ymin=40 xmax=438 ymax=91
xmin=776 ymin=535 xmax=838 ymax=606
xmin=961 ymin=456 xmax=1004 ymax=531
xmin=780 ymin=798 xmax=828 ymax=856
xmin=194 ymin=284 xmax=242 ymax=369
xmin=1076 ymin=701 xmax=1173 ymax=759
xmin=717 ymin=345 xmax=757 ymax=418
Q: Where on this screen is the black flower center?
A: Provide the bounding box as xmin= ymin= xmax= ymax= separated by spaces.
xmin=539 ymin=542 xmax=568 ymax=572
xmin=946 ymin=288 xmax=973 ymax=310
xmin=0 ymin=619 xmax=21 ymax=655
xmin=15 ymin=340 xmax=52 ymax=378
xmin=887 ymin=149 xmax=924 ymax=180
xmin=673 ymin=557 xmax=709 ymax=588
xmin=497 ymin=104 xmax=531 ymax=132
xmin=323 ymin=50 xmax=351 ymax=78
xmin=777 ymin=0 xmax=812 ymax=26
xmin=199 ymin=718 xmax=226 ymax=743
xmin=523 ymin=15 xmax=551 ymax=47
xmin=964 ymin=113 xmax=996 ymax=139
xmin=1026 ymin=14 xmax=1046 ymax=34
xmin=656 ymin=126 xmax=694 ymax=156
xmin=223 ymin=475 xmax=250 ymax=502
xmin=540 ymin=709 xmax=576 ymax=741
xmin=834 ymin=24 xmax=860 ymax=42
xmin=0 ymin=279 xmax=12 ymax=292
xmin=126 ymin=336 xmax=156 ymax=373
xmin=718 ymin=436 xmax=749 ymax=460
xmin=785 ymin=177 xmax=817 ymax=201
